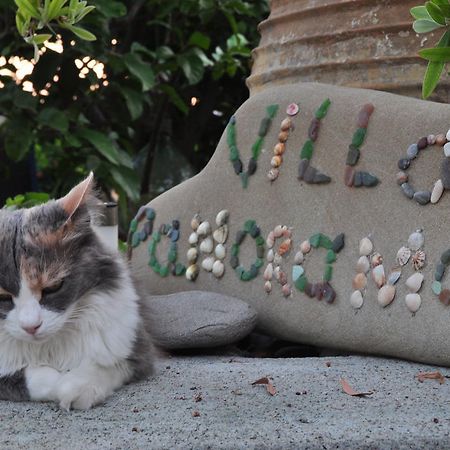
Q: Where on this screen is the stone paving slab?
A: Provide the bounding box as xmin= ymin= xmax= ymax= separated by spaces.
xmin=1 ymin=356 xmax=450 ymax=449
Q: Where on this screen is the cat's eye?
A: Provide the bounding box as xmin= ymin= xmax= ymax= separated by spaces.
xmin=0 ymin=294 xmax=12 ymax=302
xmin=42 ymin=280 xmax=64 ymax=296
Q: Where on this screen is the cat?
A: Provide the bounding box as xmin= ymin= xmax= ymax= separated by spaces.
xmin=0 ymin=172 xmax=155 ymax=410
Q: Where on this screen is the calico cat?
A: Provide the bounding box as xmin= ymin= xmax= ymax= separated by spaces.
xmin=0 ymin=173 xmax=154 ymax=410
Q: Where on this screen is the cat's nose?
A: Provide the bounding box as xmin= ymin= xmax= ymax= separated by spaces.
xmin=22 ymin=322 xmax=42 ymax=335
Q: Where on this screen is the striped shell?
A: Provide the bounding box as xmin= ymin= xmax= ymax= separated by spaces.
xmin=396 ymin=246 xmax=411 ymax=267
xmin=412 ymin=250 xmax=426 ymax=271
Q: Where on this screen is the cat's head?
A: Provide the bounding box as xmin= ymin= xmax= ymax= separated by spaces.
xmin=0 ymin=173 xmax=120 ymax=343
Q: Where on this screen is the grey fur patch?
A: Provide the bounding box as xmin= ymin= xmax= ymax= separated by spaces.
xmin=0 ymin=370 xmax=30 ymax=401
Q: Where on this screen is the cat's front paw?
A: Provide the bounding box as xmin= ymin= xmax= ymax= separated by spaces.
xmin=25 ymin=366 xmax=63 ymax=402
xmin=57 ymin=373 xmax=107 ymax=410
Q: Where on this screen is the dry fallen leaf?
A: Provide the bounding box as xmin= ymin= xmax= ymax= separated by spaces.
xmin=416 ymin=371 xmax=446 ymax=384
xmin=340 ymin=378 xmax=373 ymax=397
xmin=192 ymin=410 xmax=200 ymax=417
xmin=251 ymin=377 xmax=276 ymax=396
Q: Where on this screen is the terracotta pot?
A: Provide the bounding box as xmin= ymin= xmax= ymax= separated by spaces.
xmin=248 ymin=0 xmax=449 ymax=101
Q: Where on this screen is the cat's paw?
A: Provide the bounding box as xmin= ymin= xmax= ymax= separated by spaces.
xmin=57 ymin=373 xmax=107 ymax=410
xmin=25 ymin=366 xmax=63 ymax=401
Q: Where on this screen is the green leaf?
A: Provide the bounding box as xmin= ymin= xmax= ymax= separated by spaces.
xmin=94 ymin=0 xmax=126 ymax=18
xmin=419 ymin=46 xmax=450 ymax=61
xmin=38 ymin=107 xmax=69 ymax=132
xmin=432 ymin=0 xmax=450 ymax=16
xmin=188 ymin=31 xmax=211 ymax=50
xmin=78 ymin=128 xmax=121 ymax=165
xmin=110 ymin=167 xmax=140 ymax=202
xmin=75 ymin=5 xmax=95 ymax=22
xmin=64 ymin=24 xmax=96 ymax=41
xmin=177 ymin=52 xmax=205 ymax=85
xmin=411 ymin=6 xmax=432 ymax=20
xmin=13 ymin=90 xmax=38 ymax=111
xmin=422 ymin=30 xmax=450 ymax=98
xmin=413 ymin=18 xmax=443 ymax=33
xmin=120 ymin=86 xmax=144 ymax=120
xmin=426 ymin=1 xmax=446 ymax=25
xmin=123 ymin=53 xmax=155 ymax=91
xmin=160 ymin=84 xmax=188 ymax=114
xmin=47 ymin=0 xmax=68 ymax=20
xmin=14 ymin=0 xmax=40 ymax=18
xmin=30 ymin=33 xmax=52 ymax=45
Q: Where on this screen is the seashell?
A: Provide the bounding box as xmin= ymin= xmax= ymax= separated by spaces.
xmin=286 ymin=103 xmax=299 ymax=116
xmin=264 ymin=281 xmax=272 ymax=293
xmin=396 ymin=246 xmax=411 ymax=266
xmin=405 ymin=272 xmax=424 ymax=293
xmin=405 ymin=293 xmax=421 ymax=313
xmin=199 ymin=237 xmax=214 ymax=254
xmin=282 ymin=283 xmax=292 ymax=297
xmin=274 ymin=266 xmax=281 ymax=280
xmin=266 ymin=231 xmax=275 ymax=248
xmin=388 ymin=268 xmax=401 ymax=286
xmin=271 ymin=155 xmax=282 ymax=168
xmin=264 ymin=263 xmax=273 ymax=281
xmin=274 ymin=225 xmax=283 ymax=238
xmin=350 ymin=290 xmax=364 ymax=309
xmin=197 ymin=221 xmax=211 ymax=236
xmin=201 ymin=256 xmax=215 ymax=272
xmin=282 ymin=227 xmax=292 ymax=238
xmin=294 ymin=251 xmax=304 ymax=264
xmin=280 ymin=117 xmax=292 ymax=131
xmin=436 ymin=134 xmax=446 ymax=146
xmin=377 ymin=284 xmax=396 ymax=307
xmin=359 ymin=237 xmax=373 ymax=256
xmin=372 ymin=264 xmax=386 ymax=288
xmin=188 ymin=232 xmax=199 ymax=245
xmin=273 ymin=253 xmax=283 ymax=265
xmin=186 ymin=264 xmax=199 ymax=281
xmin=412 ymin=250 xmax=426 ymax=271
xmin=268 ymin=168 xmax=279 ymax=181
xmin=300 ymin=240 xmax=311 ymax=254
xmin=215 ymin=209 xmax=229 ymax=227
xmin=408 ymin=230 xmax=424 ymax=251
xmin=278 ymin=271 xmax=288 ymax=286
xmin=212 ymin=260 xmax=225 ymax=278
xmin=278 ymin=131 xmax=289 ymax=142
xmin=214 ymin=244 xmax=226 ymax=260
xmin=371 ymin=252 xmax=383 ymax=268
xmin=273 ymin=143 xmax=285 ymax=155
xmin=187 ymin=247 xmax=198 ymax=264
xmin=292 ymin=265 xmax=304 ymax=282
xmin=352 ymin=273 xmax=367 ymax=290
xmin=191 ymin=214 xmax=201 ymax=231
xmin=431 ymin=179 xmax=444 ymax=204
xmin=267 ymin=249 xmax=274 ymax=262
xmin=356 ymin=256 xmax=370 ymax=274
xmin=213 ymin=225 xmax=228 ymax=244
xmin=278 ymin=239 xmax=292 ymax=256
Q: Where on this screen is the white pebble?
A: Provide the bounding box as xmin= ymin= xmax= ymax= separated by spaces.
xmin=446 ymin=128 xmax=450 ymax=141
xmin=350 ymin=290 xmax=364 ymax=309
xmin=444 ymin=142 xmax=450 ymax=157
xmin=359 ymin=237 xmax=373 ymax=256
xmin=431 ymin=179 xmax=444 ymax=204
xmin=405 ymin=293 xmax=421 ymax=313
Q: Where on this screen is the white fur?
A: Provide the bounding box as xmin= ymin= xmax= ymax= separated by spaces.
xmin=0 ymin=262 xmax=140 ymax=410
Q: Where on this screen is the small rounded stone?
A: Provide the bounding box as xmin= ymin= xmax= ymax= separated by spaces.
xmin=356 ymin=104 xmax=374 ymax=128
xmin=377 ymin=284 xmax=396 ymax=307
xmin=398 ymin=158 xmax=411 ymax=170
xmin=401 ymin=182 xmax=415 ymax=199
xmin=417 ymin=137 xmax=428 ymax=150
xmin=300 ymin=240 xmax=311 ymax=254
xmin=440 ymin=249 xmax=450 ymax=265
xmin=271 ymin=155 xmax=282 ymax=168
xmin=278 ymin=131 xmax=289 ymax=143
xmin=436 ymin=134 xmax=447 ymax=146
xmin=432 ymin=280 xmax=442 ymax=295
xmin=352 ymin=273 xmax=367 ymax=290
xmin=359 ymin=237 xmax=373 ymax=256
xmin=428 ymin=134 xmax=436 ymax=146
xmin=431 ymin=179 xmax=444 ymax=204
xmin=408 ymin=231 xmax=424 ymax=251
xmin=441 ymin=158 xmax=450 ymax=189
xmin=406 ymin=143 xmax=419 ymax=159
xmin=344 ymin=165 xmax=355 ymax=187
xmin=446 ymin=129 xmax=450 ymax=141
xmin=439 ymin=289 xmax=450 ymax=305
xmin=280 ymin=117 xmax=292 ymax=131
xmin=413 ymin=191 xmax=431 ymax=205
xmin=435 ymin=262 xmax=445 ymax=282
xmin=396 ymin=171 xmax=408 ymax=185
xmin=274 ymin=143 xmax=285 ymax=155
xmin=405 ymin=293 xmax=421 ymax=313
xmin=294 ymin=251 xmax=304 ymax=264
xmin=350 ymin=290 xmax=364 ymax=309
xmin=444 ymin=142 xmax=450 ymax=158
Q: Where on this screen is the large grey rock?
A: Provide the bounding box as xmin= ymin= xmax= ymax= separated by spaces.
xmin=148 ymin=291 xmax=257 ymax=349
xmin=130 ymin=82 xmax=450 ymax=366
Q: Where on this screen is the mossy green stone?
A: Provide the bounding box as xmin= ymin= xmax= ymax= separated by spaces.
xmin=244 ymin=220 xmax=256 ymax=233
xmin=241 ymin=271 xmax=252 ymax=281
xmin=315 ymin=98 xmax=331 ymax=119
xmin=145 ymin=208 xmax=155 ymax=220
xmin=231 ymin=244 xmax=239 ymax=257
xmin=153 ymin=262 xmax=161 ymax=274
xmin=131 ymin=232 xmax=141 ymax=248
xmin=432 ymin=280 xmax=442 ymax=295
xmin=266 ymin=104 xmax=279 ymax=119
xmin=153 ymin=231 xmax=161 ymax=243
xmin=323 ymin=265 xmax=333 ymax=282
xmin=252 ymin=136 xmax=264 ymax=159
xmin=320 ymin=235 xmax=333 ymax=249
xmin=235 ymin=266 xmax=245 ymax=279
xmin=227 ymin=123 xmax=236 ymax=147
xmin=130 ymin=219 xmax=138 ymax=233
xmin=258 ymin=117 xmax=271 ymax=137
xmin=295 ymin=275 xmax=308 ymax=292
xmin=300 ymin=139 xmax=314 ymax=160
xmin=256 ymin=245 xmax=265 ymax=259
xmin=168 ymin=249 xmax=177 ymax=263
xmin=255 ymin=236 xmax=265 ymax=246
xmin=175 ymin=263 xmax=185 ymax=276
xmin=148 ymin=255 xmax=157 ymax=267
xmin=240 ymin=171 xmax=249 ymax=189
xmin=249 ymin=264 xmax=259 ymax=279
xmin=309 ymin=233 xmax=321 ymax=248
xmin=326 ymin=250 xmax=336 ymax=264
xmin=149 ymin=240 xmax=157 ymax=255
xmin=352 ymin=127 xmax=367 ymax=148
xmin=229 ymin=145 xmax=239 ymax=162
xmin=160 ymin=265 xmax=169 ymax=277
xmin=255 ymin=258 xmax=264 ymax=268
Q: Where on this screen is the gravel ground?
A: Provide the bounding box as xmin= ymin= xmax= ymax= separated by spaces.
xmin=1 ymin=355 xmax=450 ymax=449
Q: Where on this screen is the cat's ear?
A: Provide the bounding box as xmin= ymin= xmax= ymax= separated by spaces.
xmin=59 ymin=172 xmax=94 ymax=222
